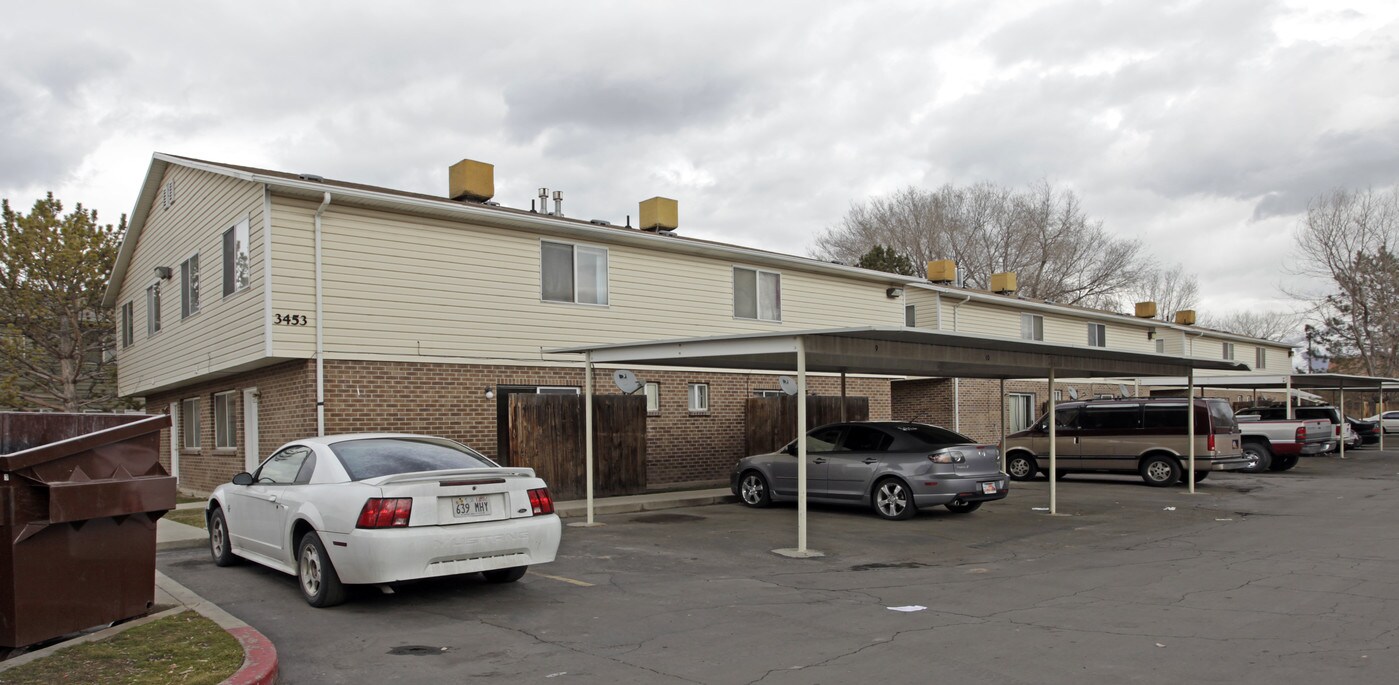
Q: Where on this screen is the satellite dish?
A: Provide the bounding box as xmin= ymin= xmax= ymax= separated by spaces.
xmin=778 ymin=376 xmax=799 ymax=396
xmin=612 ymin=370 xmax=642 ymax=395
xmin=1067 ymin=386 xmax=1080 ymax=400
xmin=1119 ymin=384 xmax=1131 ymax=398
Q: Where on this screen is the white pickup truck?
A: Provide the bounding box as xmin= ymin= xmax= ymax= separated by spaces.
xmin=1233 ymin=410 xmax=1333 ymax=472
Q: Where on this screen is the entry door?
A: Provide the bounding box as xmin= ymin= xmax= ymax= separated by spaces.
xmin=242 ymin=387 xmax=260 ymax=472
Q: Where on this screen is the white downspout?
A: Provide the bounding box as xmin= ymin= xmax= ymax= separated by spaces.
xmin=948 ymin=294 xmax=972 ymax=432
xmin=314 ymin=192 xmax=332 ymax=437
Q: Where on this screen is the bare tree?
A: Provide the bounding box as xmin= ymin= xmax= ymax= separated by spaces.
xmin=814 ymin=181 xmax=1146 ymax=307
xmin=1292 ymin=187 xmax=1399 ymax=376
xmin=1121 ymin=263 xmax=1199 ymax=321
xmin=1199 ymin=310 xmax=1302 ymax=342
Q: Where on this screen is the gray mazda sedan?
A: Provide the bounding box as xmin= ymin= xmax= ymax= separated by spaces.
xmin=730 ymin=422 xmax=1009 ymax=520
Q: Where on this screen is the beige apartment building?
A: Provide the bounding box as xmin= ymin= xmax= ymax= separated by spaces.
xmin=104 ymin=153 xmax=1295 ymax=494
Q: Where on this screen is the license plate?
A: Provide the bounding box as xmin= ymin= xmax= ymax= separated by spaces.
xmin=452 ymin=495 xmax=492 ymax=518
xmin=981 ymin=482 xmax=998 ymax=495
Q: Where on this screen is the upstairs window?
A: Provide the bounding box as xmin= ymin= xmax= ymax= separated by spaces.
xmin=1020 ymin=313 xmax=1044 ymax=341
xmin=1087 ymin=323 xmax=1106 ymax=347
xmin=223 ymin=219 xmax=251 ymax=296
xmin=181 ymin=254 xmax=200 ymax=318
xmin=146 ymin=283 xmax=162 ymax=336
xmin=734 ymin=267 xmax=781 ymax=321
xmin=904 ymin=304 xmax=916 ymax=327
xmin=1255 ymin=347 xmax=1266 ymax=369
xmin=1155 ymin=339 xmax=1165 ymax=354
xmin=121 ymin=301 xmax=134 ymax=348
xmin=541 ymin=241 xmax=608 ymax=305
xmin=1222 ymin=342 xmax=1235 ymax=360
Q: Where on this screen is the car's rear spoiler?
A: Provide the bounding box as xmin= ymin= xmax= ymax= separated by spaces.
xmin=364 ymin=467 xmax=538 ymax=486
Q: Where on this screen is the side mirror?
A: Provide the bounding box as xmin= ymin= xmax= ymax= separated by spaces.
xmin=232 ymin=472 xmax=254 ymax=486
xmin=783 ymin=443 xmax=798 ymax=456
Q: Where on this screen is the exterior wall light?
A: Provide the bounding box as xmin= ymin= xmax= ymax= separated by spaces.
xmin=886 ymin=288 xmax=903 ymax=299
xmin=154 ymin=266 xmax=172 ymax=280
xmin=484 ymin=387 xmax=495 ymax=400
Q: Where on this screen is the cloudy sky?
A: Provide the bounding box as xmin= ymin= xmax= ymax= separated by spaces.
xmin=4 ymin=0 xmax=1397 ymax=320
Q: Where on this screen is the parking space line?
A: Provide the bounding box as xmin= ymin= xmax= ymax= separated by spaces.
xmin=530 ymin=571 xmax=595 ymax=587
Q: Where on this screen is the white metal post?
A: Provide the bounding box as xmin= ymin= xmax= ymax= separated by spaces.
xmin=999 ymin=377 xmax=1007 ymax=472
xmin=1339 ymin=387 xmax=1347 ymax=459
xmin=796 ymin=337 xmax=809 ymax=553
xmin=585 ymin=352 xmax=596 ymax=524
xmin=1286 ymin=374 xmax=1293 ymax=420
xmin=1048 ymin=368 xmax=1057 ymax=515
xmin=1187 ymin=368 xmax=1196 ymax=494
xmin=1381 ymin=388 xmax=1386 ymax=451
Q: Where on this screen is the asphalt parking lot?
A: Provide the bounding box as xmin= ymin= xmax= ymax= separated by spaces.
xmin=160 ymin=449 xmax=1399 ymax=684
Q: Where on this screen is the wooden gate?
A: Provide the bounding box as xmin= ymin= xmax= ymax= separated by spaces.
xmin=744 ymin=396 xmax=869 ymax=455
xmin=508 ymin=394 xmax=647 ymax=501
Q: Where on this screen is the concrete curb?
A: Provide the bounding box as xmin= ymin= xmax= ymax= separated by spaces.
xmin=156 ymin=571 xmax=278 ymax=685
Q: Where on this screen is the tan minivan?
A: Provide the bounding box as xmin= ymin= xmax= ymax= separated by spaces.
xmin=1004 ymin=397 xmax=1250 ymax=487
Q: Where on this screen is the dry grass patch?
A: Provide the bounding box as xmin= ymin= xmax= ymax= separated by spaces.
xmin=0 ymin=611 xmax=243 ymax=685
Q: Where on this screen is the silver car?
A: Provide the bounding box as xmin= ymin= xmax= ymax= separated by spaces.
xmin=730 ymin=422 xmax=1008 ymax=520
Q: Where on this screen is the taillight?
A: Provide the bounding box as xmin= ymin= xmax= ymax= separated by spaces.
xmin=1295 ymin=427 xmax=1306 ymax=442
xmin=1207 ymin=433 xmax=1216 ymax=451
xmin=357 ymin=498 xmax=413 ymax=529
xmin=527 ymin=488 xmax=554 ymax=515
xmin=929 ymin=451 xmax=966 ymax=464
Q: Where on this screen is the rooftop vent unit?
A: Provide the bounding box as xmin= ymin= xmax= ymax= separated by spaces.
xmin=639 ymin=196 xmax=679 ymax=232
xmin=449 ymin=159 xmax=494 ymax=202
xmin=927 ymin=259 xmax=957 ymax=284
xmin=1175 ymin=309 xmax=1197 ymax=325
xmin=1135 ymin=301 xmax=1158 ymax=318
xmin=297 ymin=173 xmax=324 ymax=182
xmin=991 ymin=271 xmax=1017 ymax=294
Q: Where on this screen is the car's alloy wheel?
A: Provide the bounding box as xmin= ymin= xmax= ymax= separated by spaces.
xmin=873 ymin=478 xmax=916 ymax=520
xmin=209 ymin=508 xmax=238 ymax=567
xmin=1140 ymin=455 xmax=1181 ymax=487
xmin=739 ymin=471 xmax=772 ymax=508
xmin=298 ymin=531 xmax=346 ymax=608
xmin=1006 ymin=454 xmax=1036 ymax=481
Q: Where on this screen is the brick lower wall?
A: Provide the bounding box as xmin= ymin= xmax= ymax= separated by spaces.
xmin=147 ymin=359 xmax=892 ymax=495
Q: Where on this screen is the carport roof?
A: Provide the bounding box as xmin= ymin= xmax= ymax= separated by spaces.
xmin=550 ymin=326 xmax=1250 ymax=378
xmin=1134 ymin=373 xmax=1399 ymax=391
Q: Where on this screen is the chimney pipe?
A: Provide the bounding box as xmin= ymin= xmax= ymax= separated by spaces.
xmin=552 ymin=190 xmax=563 ymax=217
xmin=538 ymin=188 xmax=550 ymax=215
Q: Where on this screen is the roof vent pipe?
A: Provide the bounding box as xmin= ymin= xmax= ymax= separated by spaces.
xmin=552 ymin=190 xmax=563 ymax=217
xmin=538 ymin=188 xmax=550 ymax=215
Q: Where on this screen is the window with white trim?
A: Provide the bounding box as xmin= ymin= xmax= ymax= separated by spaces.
xmin=688 ymin=383 xmax=710 ymax=412
xmin=1222 ymin=342 xmax=1235 ymax=360
xmin=1255 ymin=347 xmax=1266 ymax=369
xmin=541 ymin=241 xmax=608 ymax=305
xmin=1155 ymin=339 xmax=1165 ymax=354
xmin=121 ymin=301 xmax=134 ymax=348
xmin=181 ymin=254 xmax=200 ymax=318
xmin=537 ymin=386 xmax=580 ymax=395
xmin=754 ymin=389 xmax=785 ymax=398
xmin=146 ymin=283 xmax=161 ymax=336
xmin=1020 ymin=313 xmax=1043 ymax=341
xmin=1087 ymin=323 xmax=1106 ymax=347
xmin=223 ymin=219 xmax=251 ymax=296
xmin=733 ymin=267 xmax=781 ymax=321
xmin=181 ymin=397 xmax=200 ymax=450
xmin=214 ymin=391 xmax=237 ymax=449
xmin=643 ymin=382 xmax=660 ymax=414
xmin=1007 ymin=393 xmax=1035 ymax=432
xmin=904 ymin=304 xmax=916 ymax=327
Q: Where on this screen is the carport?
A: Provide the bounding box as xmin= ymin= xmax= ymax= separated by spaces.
xmin=1135 ymin=373 xmax=1399 ymax=456
xmin=554 ymin=326 xmax=1247 ymax=557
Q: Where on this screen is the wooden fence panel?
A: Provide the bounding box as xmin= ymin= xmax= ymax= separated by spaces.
xmin=743 ymin=396 xmax=869 ymax=455
xmin=508 ymin=394 xmax=646 ymax=501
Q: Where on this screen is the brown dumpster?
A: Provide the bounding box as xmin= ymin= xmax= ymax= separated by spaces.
xmin=0 ymin=412 xmax=174 ymax=649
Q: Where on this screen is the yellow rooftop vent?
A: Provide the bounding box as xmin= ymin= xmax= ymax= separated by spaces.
xmin=448 ymin=159 xmax=494 ymax=203
xmin=927 ymin=259 xmax=957 ymax=284
xmin=1174 ymin=309 xmax=1197 ymax=325
xmin=639 ymin=197 xmax=678 ymax=232
xmin=990 ymin=271 xmax=1017 ymax=294
xmin=1135 ymin=301 xmax=1158 ymax=319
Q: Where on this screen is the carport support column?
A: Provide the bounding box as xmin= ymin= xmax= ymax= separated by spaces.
xmin=1187 ymin=368 xmax=1196 ymax=494
xmin=1381 ymin=389 xmax=1386 ymax=451
xmin=796 ymin=337 xmax=810 ymax=553
xmin=1048 ymin=368 xmax=1057 ymax=515
xmin=1339 ymin=387 xmax=1347 ymax=459
xmin=1286 ymin=375 xmax=1293 ymax=420
xmin=840 ymin=370 xmax=847 ymax=422
xmin=585 ymin=352 xmax=596 ymax=525
xmin=999 ymin=378 xmax=1007 ymax=471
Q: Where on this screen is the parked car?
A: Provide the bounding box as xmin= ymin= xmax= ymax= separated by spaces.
xmin=1004 ymin=397 xmax=1250 ymax=487
xmin=207 ymin=434 xmax=561 ymax=607
xmin=1235 ymin=406 xmax=1346 ymax=453
xmin=1346 ymin=416 xmax=1379 ymax=446
xmin=731 ymin=422 xmax=1008 ymax=520
xmin=1364 ymin=411 xmax=1399 ymax=434
xmin=1232 ymin=412 xmax=1333 ymax=470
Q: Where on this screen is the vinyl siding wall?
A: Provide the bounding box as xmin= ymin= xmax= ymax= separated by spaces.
xmin=116 ymin=166 xmax=266 ymax=396
xmin=269 ymin=197 xmax=904 ymax=361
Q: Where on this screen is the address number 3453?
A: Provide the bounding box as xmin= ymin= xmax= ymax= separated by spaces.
xmin=274 ymin=313 xmax=309 ymax=326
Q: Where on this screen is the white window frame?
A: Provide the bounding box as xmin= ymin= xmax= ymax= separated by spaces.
xmin=732 ymin=266 xmax=782 ymax=322
xmin=643 ymin=382 xmax=660 ymax=414
xmin=1087 ymin=323 xmax=1106 ymax=347
xmin=181 ymin=397 xmax=200 ymax=451
xmin=180 ymin=252 xmax=200 ymax=319
xmin=1255 ymin=347 xmax=1266 ymax=369
xmin=688 ymin=383 xmax=710 ymax=413
xmin=1053 ymin=389 xmax=1063 ymax=402
xmin=214 ymin=391 xmax=237 ymax=449
xmin=536 ymin=386 xmax=580 ymax=395
xmin=904 ymin=304 xmax=916 ymax=327
xmin=121 ymin=301 xmax=134 ymax=348
xmin=1020 ymin=313 xmax=1044 ymax=341
xmin=753 ymin=389 xmax=785 ymax=398
xmin=1007 ymin=392 xmax=1036 ymax=432
xmin=146 ymin=281 xmax=162 ymax=337
xmin=540 ymin=240 xmax=609 ymax=306
xmin=223 ymin=218 xmax=251 ymax=297
xmin=1155 ymin=338 xmax=1165 ymax=354
xmin=1222 ymin=342 xmax=1235 ymax=360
